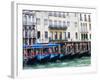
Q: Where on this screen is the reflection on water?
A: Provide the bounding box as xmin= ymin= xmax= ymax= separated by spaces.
xmin=24 ymin=56 xmax=91 ymax=69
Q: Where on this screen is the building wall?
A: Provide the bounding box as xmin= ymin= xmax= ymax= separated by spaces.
xmin=36 ymin=11 xmax=49 ymax=43
xmin=78 ymin=13 xmax=91 ymax=41
xmin=23 ymin=10 xmax=91 ymax=44
xmin=66 ymin=13 xmax=80 ymax=41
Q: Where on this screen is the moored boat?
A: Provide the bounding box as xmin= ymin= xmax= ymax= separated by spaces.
xmin=49 ymin=53 xmax=59 ymax=62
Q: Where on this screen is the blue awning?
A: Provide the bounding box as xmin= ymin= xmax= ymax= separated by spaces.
xmin=47 ymin=43 xmax=60 ymax=46
xmin=31 ymin=43 xmax=44 ymax=49
xmin=23 ymin=43 xmax=60 ymax=49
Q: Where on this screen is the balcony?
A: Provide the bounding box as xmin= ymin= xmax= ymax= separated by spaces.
xmin=23 ymin=21 xmax=35 ymax=26
xmin=23 ymin=35 xmax=36 ymax=39
xmin=49 ymin=38 xmax=68 ymax=42
xmin=23 ymin=32 xmax=36 ymax=39
xmin=49 ymin=25 xmax=67 ymax=30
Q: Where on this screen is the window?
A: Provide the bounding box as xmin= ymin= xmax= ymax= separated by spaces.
xmin=83 ymin=23 xmax=85 ymax=27
xmin=29 ymin=38 xmax=31 ymax=45
xmin=58 ymin=12 xmax=61 ymax=17
xmin=62 ymin=12 xmax=66 ymax=18
xmin=60 ymin=32 xmax=62 ymax=40
xmin=27 ymin=27 xmax=30 ymax=38
xmin=67 ymin=12 xmax=69 ymax=16
xmin=89 ymin=24 xmax=91 ymax=30
xmin=67 ymin=21 xmax=70 ymax=27
xmin=86 ymin=34 xmax=88 ymax=40
xmin=88 ymin=15 xmax=91 ymax=22
xmin=59 ymin=20 xmax=61 ymax=27
xmin=51 ymin=11 xmax=55 ymax=16
xmin=54 ymin=20 xmax=57 ymax=26
xmin=68 ymin=32 xmax=70 ymax=39
xmin=29 ymin=26 xmax=31 ymax=29
xmin=28 ymin=15 xmax=33 ymax=25
xmin=81 ymin=34 xmax=83 ymax=40
xmin=30 ymin=15 xmax=33 ymax=23
xmin=54 ymin=12 xmax=57 ymax=17
xmin=25 ymin=30 xmax=28 ymax=38
xmin=50 ymin=32 xmax=53 ymax=40
xmin=45 ymin=31 xmax=48 ymax=38
xmin=84 ymin=14 xmax=87 ymax=21
xmin=29 ymin=27 xmax=31 ymax=38
xmin=64 ymin=32 xmax=66 ymax=39
xmin=81 ymin=23 xmax=83 ymax=32
xmin=75 ymin=32 xmax=78 ymax=39
xmin=83 ymin=34 xmax=85 ymax=40
xmin=28 ymin=15 xmax=31 ymax=19
xmin=55 ymin=32 xmax=58 ymax=40
xmin=80 ymin=14 xmax=82 ymax=21
xmin=49 ymin=11 xmax=55 ymax=16
xmin=56 ymin=12 xmax=59 ymax=17
xmin=31 ymin=29 xmax=35 ymax=38
xmin=49 ymin=20 xmax=52 ymax=27
xmin=81 ymin=33 xmax=86 ymax=40
xmin=75 ymin=22 xmax=77 ymax=27
xmin=44 ymin=19 xmax=48 ymax=25
xmin=49 ymin=12 xmax=52 ymax=16
xmin=90 ymin=34 xmax=91 ymax=39
xmin=63 ymin=21 xmax=66 ymax=27
xmin=61 ymin=12 xmax=63 ymax=17
xmin=23 ymin=14 xmax=27 ymax=24
xmin=83 ymin=23 xmax=87 ymax=32
xmin=25 ymin=39 xmax=28 ymax=45
xmin=32 ymin=15 xmax=34 ymax=22
xmin=36 ymin=18 xmax=40 ymax=25
xmin=75 ymin=13 xmax=77 ymax=17
xmin=37 ymin=31 xmax=40 ymax=39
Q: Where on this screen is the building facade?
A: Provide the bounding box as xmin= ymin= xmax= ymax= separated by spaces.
xmin=23 ymin=10 xmax=91 ymax=45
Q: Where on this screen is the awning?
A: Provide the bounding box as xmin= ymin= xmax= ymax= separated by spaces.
xmin=23 ymin=43 xmax=60 ymax=49
xmin=46 ymin=43 xmax=60 ymax=47
xmin=31 ymin=43 xmax=43 ymax=49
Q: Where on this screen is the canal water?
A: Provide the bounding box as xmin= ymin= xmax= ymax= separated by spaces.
xmin=24 ymin=56 xmax=91 ymax=69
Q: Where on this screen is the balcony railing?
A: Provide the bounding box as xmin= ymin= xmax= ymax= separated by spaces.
xmin=49 ymin=38 xmax=68 ymax=42
xmin=49 ymin=25 xmax=67 ymax=30
xmin=23 ymin=21 xmax=35 ymax=26
xmin=23 ymin=35 xmax=36 ymax=39
xmin=23 ymin=32 xmax=36 ymax=38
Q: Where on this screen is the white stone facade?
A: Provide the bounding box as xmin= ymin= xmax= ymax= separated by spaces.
xmin=23 ymin=10 xmax=91 ymax=45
